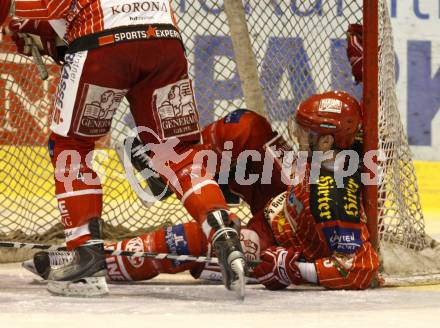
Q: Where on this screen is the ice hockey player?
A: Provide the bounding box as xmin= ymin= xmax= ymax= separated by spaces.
xmin=26 ymin=91 xmax=379 ymax=290
xmin=1 ymin=1 xmax=246 ymax=297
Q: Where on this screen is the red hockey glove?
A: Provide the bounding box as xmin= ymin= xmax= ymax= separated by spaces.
xmin=347 ymin=23 xmax=363 ymax=84
xmin=253 ymin=246 xmax=302 ymax=290
xmin=0 ymin=0 xmax=11 ymax=26
xmin=8 ymin=18 xmax=65 ymax=64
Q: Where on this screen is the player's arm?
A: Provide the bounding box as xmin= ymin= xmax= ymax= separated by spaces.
xmin=14 ymin=0 xmax=71 ymax=20
xmin=8 ymin=18 xmax=67 ymax=64
xmin=314 ymin=240 xmax=379 ymax=290
xmin=253 ymin=243 xmax=378 ymax=291
xmin=252 ymin=246 xmax=305 ymax=290
xmin=252 ymin=192 xmax=378 ymax=290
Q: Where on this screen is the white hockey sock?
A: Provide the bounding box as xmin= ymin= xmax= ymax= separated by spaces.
xmin=296 ymin=262 xmax=318 ymax=284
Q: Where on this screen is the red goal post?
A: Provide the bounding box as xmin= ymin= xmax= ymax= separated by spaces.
xmin=363 ymin=0 xmax=379 ymax=248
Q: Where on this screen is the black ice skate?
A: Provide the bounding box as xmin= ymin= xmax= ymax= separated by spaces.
xmin=46 ymin=218 xmax=108 ymax=297
xmin=115 ymin=136 xmax=173 ymax=201
xmin=208 ymin=210 xmax=247 ymax=299
xmin=22 ymin=250 xmax=74 ymax=280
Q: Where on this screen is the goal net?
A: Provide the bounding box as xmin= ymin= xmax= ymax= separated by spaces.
xmin=1 ymin=0 xmax=439 ymax=284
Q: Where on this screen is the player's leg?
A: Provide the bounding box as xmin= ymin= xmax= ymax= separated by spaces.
xmin=47 ymin=132 xmax=108 ymax=295
xmin=105 ymin=222 xmax=207 ymax=281
xmin=202 ymin=109 xmax=289 ymax=214
xmin=46 ymin=46 xmax=133 ymax=296
xmin=126 ymin=39 xmax=246 ymax=293
xmin=24 ymin=224 xmax=264 ymax=285
xmin=23 ymin=222 xmax=207 ymax=281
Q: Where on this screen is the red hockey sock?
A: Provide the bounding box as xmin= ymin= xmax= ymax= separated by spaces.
xmin=49 ymin=133 xmax=102 ymax=249
xmin=105 ymin=222 xmax=207 ymax=281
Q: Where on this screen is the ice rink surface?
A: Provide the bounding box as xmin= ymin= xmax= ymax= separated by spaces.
xmin=1 ymin=213 xmax=439 ymax=328
xmin=1 ymin=262 xmax=440 ymax=328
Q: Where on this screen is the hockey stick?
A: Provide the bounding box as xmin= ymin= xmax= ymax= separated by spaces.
xmin=0 ymin=240 xmax=261 ymax=267
xmin=31 ymin=43 xmax=49 ymax=80
xmin=17 ymin=32 xmax=49 ymax=80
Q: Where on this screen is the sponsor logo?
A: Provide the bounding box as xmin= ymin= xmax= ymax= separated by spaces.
xmin=105 ymin=244 xmax=128 ymax=281
xmin=100 ymin=26 xmax=180 ymax=45
xmin=318 ymin=98 xmax=342 ymax=113
xmin=55 ymin=53 xmax=83 ymax=112
xmin=111 ymin=2 xmax=168 ymax=15
xmin=343 ymin=177 xmax=360 ymax=217
xmin=152 ymin=79 xmax=200 ymax=140
xmin=58 ymin=200 xmax=72 ymax=227
xmin=313 ymin=175 xmax=336 ymax=221
xmin=264 ymin=192 xmax=287 ymax=220
xmin=322 ymin=227 xmax=362 ymax=254
xmin=240 ymin=229 xmax=260 ymax=261
xmin=310 ymin=171 xmax=362 ymax=223
xmin=106 ymin=260 xmax=127 ymax=281
xmin=125 ymin=237 xmax=145 ymax=268
xmin=165 ymin=224 xmax=189 ymax=266
xmin=277 ymin=251 xmax=290 ymax=284
xmin=114 ymin=30 xmax=147 ymax=42
xmin=74 ymin=85 xmax=127 ymax=137
xmin=153 ymin=28 xmax=180 ymax=39
xmin=319 ymin=123 xmax=337 ymax=129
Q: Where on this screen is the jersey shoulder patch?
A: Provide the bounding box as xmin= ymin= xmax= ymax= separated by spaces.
xmin=223 ymin=108 xmax=250 ymax=124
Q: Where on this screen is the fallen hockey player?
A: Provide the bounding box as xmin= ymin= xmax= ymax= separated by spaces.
xmin=25 ymin=92 xmax=379 ymax=290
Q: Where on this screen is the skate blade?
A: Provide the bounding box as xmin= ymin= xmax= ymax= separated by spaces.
xmin=230 ymin=258 xmax=246 ymax=300
xmin=22 ymin=259 xmax=39 ymax=277
xmin=47 ymin=276 xmax=109 ymax=297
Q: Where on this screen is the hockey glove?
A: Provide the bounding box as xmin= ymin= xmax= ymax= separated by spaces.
xmin=253 ymin=246 xmax=302 ymax=290
xmin=346 ymin=23 xmax=363 ymax=84
xmin=9 ymin=18 xmax=66 ymax=64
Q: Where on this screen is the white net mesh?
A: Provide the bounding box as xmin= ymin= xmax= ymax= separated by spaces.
xmin=377 ymin=1 xmax=426 ymax=249
xmin=375 ymin=1 xmax=440 ymax=283
xmin=0 ymin=1 xmax=439 ymax=282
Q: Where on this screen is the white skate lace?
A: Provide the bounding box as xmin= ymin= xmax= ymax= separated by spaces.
xmin=130 ymin=141 xmax=161 ymax=174
xmin=131 ymin=143 xmax=150 ymax=165
xmin=48 ymin=251 xmax=75 ymax=268
xmin=132 ymin=144 xmax=163 ymax=180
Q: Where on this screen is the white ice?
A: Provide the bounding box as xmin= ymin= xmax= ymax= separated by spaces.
xmin=1 ymin=263 xmax=440 ymax=328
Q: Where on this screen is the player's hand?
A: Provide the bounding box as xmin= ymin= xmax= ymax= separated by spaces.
xmin=8 ymin=18 xmax=65 ymax=64
xmin=347 ymin=23 xmax=363 ymax=84
xmin=253 ymin=246 xmax=302 ymax=290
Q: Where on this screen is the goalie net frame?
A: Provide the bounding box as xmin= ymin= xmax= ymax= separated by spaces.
xmin=0 ymin=1 xmax=439 ymax=285
xmin=224 ymin=0 xmax=440 ymax=286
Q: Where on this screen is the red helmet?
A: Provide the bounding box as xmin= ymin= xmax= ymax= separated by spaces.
xmin=294 ymin=91 xmax=362 ymax=149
